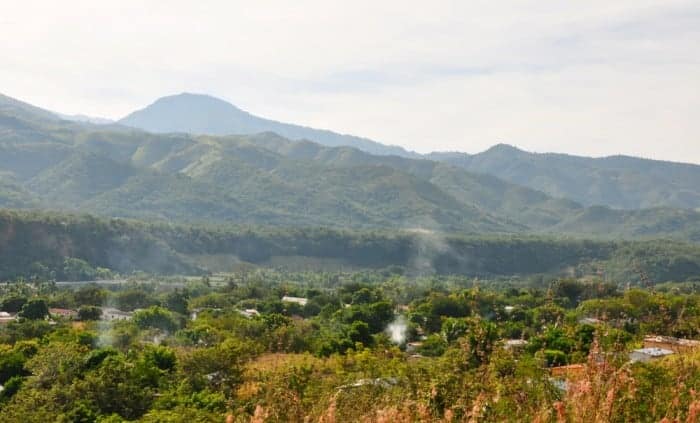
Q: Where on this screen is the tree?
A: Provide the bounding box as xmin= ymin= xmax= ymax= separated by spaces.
xmin=19 ymin=299 xmax=49 ymax=320
xmin=1 ymin=296 xmax=27 ymax=313
xmin=349 ymin=320 xmax=372 ymax=346
xmin=133 ymin=306 xmax=178 ymax=332
xmin=77 ymin=305 xmax=102 ymax=321
xmin=62 ymin=257 xmax=97 ymax=281
xmin=141 ymin=345 xmax=176 ymax=371
xmin=442 ymin=317 xmax=470 ymax=343
xmin=0 ymin=375 xmax=23 ymax=403
xmin=162 ymin=290 xmax=189 ymax=315
xmin=116 ymin=289 xmax=158 ymax=311
xmin=74 ymin=286 xmax=107 ymax=306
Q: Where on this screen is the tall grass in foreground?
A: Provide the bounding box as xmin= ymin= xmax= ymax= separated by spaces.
xmin=240 ymin=347 xmax=700 ymax=422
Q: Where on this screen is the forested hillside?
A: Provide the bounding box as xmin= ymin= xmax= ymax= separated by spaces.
xmin=429 ymin=144 xmax=700 ymax=210
xmin=2 ymin=209 xmax=700 ymax=284
xmin=2 ymin=93 xmax=700 ymax=240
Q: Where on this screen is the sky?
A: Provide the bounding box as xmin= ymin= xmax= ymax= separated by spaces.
xmin=1 ymin=0 xmax=699 ymax=162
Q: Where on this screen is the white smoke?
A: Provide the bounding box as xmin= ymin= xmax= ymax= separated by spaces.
xmin=386 ymin=315 xmax=408 ymax=345
xmin=406 ymin=228 xmax=450 ymax=275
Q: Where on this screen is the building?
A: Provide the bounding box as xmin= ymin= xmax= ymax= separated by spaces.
xmin=643 ymin=335 xmax=700 ymax=353
xmin=0 ymin=311 xmax=16 ymax=325
xmin=406 ymin=342 xmax=423 ymax=353
xmin=550 ymin=364 xmax=586 ymax=379
xmin=282 ymin=296 xmax=308 ymax=307
xmin=503 ymin=339 xmax=528 ymax=350
xmin=49 ymin=308 xmax=78 ymax=318
xmin=578 ymin=317 xmax=602 ymax=325
xmin=629 ymin=347 xmax=674 ymax=363
xmin=239 ymin=309 xmax=260 ymax=319
xmin=101 ymin=307 xmax=133 ymax=321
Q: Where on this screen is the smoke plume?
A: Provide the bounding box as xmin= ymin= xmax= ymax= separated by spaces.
xmin=386 ymin=315 xmax=408 ymax=345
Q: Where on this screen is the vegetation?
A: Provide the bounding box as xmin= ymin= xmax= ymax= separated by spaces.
xmin=2 ymin=93 xmax=700 ymax=239
xmin=0 ymin=271 xmax=698 ymax=421
xmin=429 ymin=143 xmax=700 ymax=210
xmin=2 ymin=93 xmax=700 ymax=421
xmin=3 ymin=209 xmax=700 ymax=285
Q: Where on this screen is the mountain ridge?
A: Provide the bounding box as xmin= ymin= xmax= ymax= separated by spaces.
xmin=3 ymin=91 xmax=700 ymax=241
xmin=119 ymin=92 xmax=419 ymax=158
xmin=426 ymin=146 xmax=700 ymax=210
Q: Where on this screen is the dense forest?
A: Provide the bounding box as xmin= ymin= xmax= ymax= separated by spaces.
xmin=2 ymin=209 xmax=700 ymax=286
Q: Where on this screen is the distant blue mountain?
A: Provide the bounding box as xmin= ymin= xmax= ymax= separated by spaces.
xmin=119 ymin=93 xmax=418 ymax=158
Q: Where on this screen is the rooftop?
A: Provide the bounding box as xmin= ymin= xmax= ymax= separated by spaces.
xmin=633 ymin=347 xmax=675 ymax=357
xmin=282 ymin=296 xmax=308 ymax=306
xmin=644 ymin=335 xmax=700 ymax=347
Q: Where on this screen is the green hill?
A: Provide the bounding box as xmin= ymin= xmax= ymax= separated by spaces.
xmin=428 ymin=144 xmax=700 ymax=210
xmin=2 ymin=92 xmax=700 ymax=240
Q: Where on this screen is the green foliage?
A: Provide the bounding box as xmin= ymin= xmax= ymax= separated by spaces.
xmin=1 ymin=296 xmax=27 ymax=313
xmin=420 ymin=334 xmax=448 ymax=357
xmin=2 ymin=209 xmax=700 ymax=285
xmin=432 ymin=144 xmax=700 ymax=211
xmin=133 ymin=306 xmax=178 ymax=332
xmin=18 ymin=298 xmax=49 ymax=320
xmin=1 ymin=264 xmax=700 ymax=420
xmin=0 ymin=375 xmax=23 ymax=403
xmin=77 ymin=305 xmax=102 ymax=321
xmin=162 ymin=289 xmax=189 ymax=315
xmin=3 ymin=97 xmax=700 ymax=246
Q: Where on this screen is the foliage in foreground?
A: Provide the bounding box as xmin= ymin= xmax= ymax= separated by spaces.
xmin=0 ymin=272 xmax=699 ymax=421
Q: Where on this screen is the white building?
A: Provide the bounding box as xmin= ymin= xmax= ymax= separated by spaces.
xmin=101 ymin=307 xmax=133 ymax=321
xmin=238 ymin=309 xmax=260 ymax=319
xmin=282 ymin=296 xmax=308 ymax=306
xmin=629 ymin=347 xmax=674 ymax=363
xmin=504 ymin=339 xmax=529 ymax=349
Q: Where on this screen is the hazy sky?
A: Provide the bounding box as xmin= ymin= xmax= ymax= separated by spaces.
xmin=2 ymin=1 xmax=699 ymax=162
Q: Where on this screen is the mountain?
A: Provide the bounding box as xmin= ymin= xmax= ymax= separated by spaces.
xmin=0 ymin=93 xmax=61 ymax=123
xmin=3 ymin=92 xmax=700 ymax=241
xmin=58 ymin=113 xmax=114 ymax=124
xmin=428 ymin=144 xmax=700 ymax=210
xmin=119 ymin=93 xmax=418 ymax=158
xmin=0 ymin=95 xmax=517 ymax=232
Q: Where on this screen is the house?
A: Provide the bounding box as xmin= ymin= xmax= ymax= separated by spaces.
xmin=503 ymin=339 xmax=528 ymax=349
xmin=578 ymin=317 xmax=602 ymax=325
xmin=643 ymin=335 xmax=700 ymax=354
xmin=282 ymin=296 xmax=308 ymax=307
xmin=238 ymin=309 xmax=260 ymax=319
xmin=0 ymin=311 xmax=16 ymax=325
xmin=504 ymin=306 xmax=515 ymax=314
xmin=406 ymin=342 xmax=423 ymax=353
xmin=550 ymin=364 xmax=586 ymax=379
xmin=49 ymin=308 xmax=78 ymax=318
xmin=629 ymin=347 xmax=674 ymax=363
xmin=101 ymin=307 xmax=133 ymax=321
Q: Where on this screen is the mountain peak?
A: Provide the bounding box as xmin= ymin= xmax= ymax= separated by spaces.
xmin=118 ymin=93 xmax=418 ymax=157
xmin=147 ymin=92 xmax=245 ymax=113
xmin=483 ymin=143 xmax=524 ymax=155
